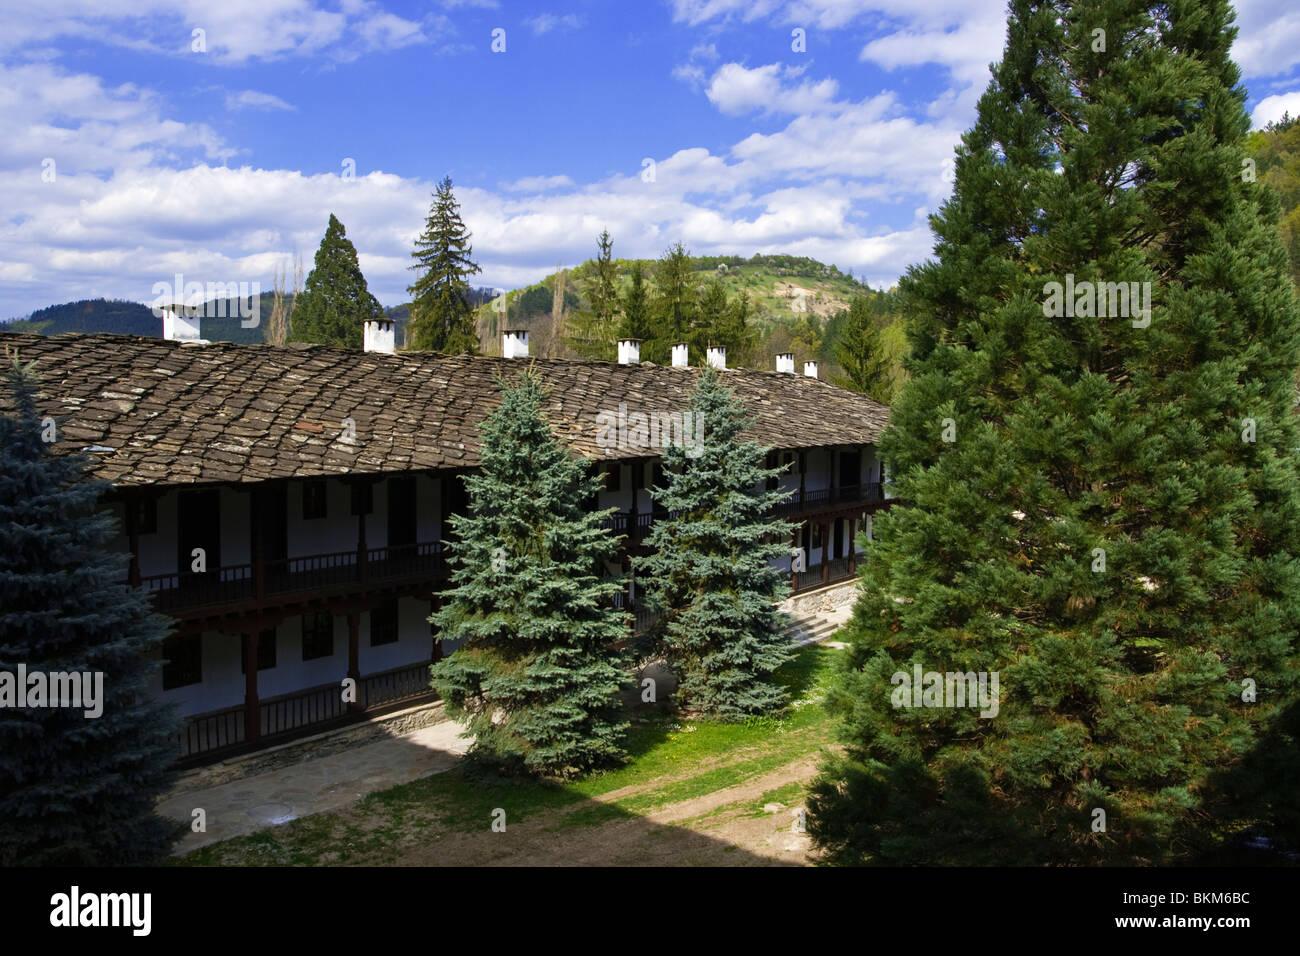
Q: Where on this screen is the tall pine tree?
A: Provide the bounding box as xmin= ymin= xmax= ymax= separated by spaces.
xmin=565 ymin=230 xmax=622 ymax=361
xmin=0 ymin=356 xmax=180 ymax=865
xmin=809 ymin=0 xmax=1300 ymax=865
xmin=407 ymin=176 xmax=482 ymax=354
xmin=637 ymin=368 xmax=796 ymax=717
xmin=621 ymin=261 xmax=652 ymax=342
xmin=832 ymin=294 xmax=894 ymax=403
xmin=646 ymin=242 xmax=698 ymax=364
xmin=429 ymin=371 xmax=629 ymax=776
xmin=289 ymin=214 xmax=385 ymax=349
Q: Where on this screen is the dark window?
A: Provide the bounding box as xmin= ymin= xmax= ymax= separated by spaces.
xmin=387 ymin=477 xmax=417 ymax=548
xmin=631 ymin=461 xmax=646 ymax=492
xmin=765 ymin=451 xmax=779 ymax=491
xmin=603 ymin=464 xmax=622 ymax=492
xmin=162 ymin=634 xmax=202 ymax=689
xmin=370 ymin=601 xmax=399 ymax=646
xmin=350 ymin=481 xmax=373 ymax=516
xmin=302 ymin=480 xmax=327 ymax=520
xmin=652 ymin=461 xmax=665 ymax=488
xmin=240 ymin=628 xmax=277 ymax=673
xmin=301 ymin=610 xmax=335 ymax=660
xmin=798 ymin=451 xmax=807 ymax=474
xmin=132 ymin=495 xmax=157 ymax=535
xmin=839 ymin=450 xmax=862 ymax=490
xmin=177 ymin=489 xmax=220 ymax=583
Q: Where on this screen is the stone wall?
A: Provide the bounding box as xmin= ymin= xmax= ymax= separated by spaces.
xmin=781 ymin=580 xmax=859 ymax=616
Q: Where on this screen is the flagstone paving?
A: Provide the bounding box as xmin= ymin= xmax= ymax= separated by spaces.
xmin=158 ymin=719 xmax=471 ymax=855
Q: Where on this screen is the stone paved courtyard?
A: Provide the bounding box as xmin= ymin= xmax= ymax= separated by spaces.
xmin=158 ymin=719 xmax=470 ymax=855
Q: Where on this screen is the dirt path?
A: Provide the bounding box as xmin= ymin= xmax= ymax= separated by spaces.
xmin=384 ymin=755 xmax=825 ymax=867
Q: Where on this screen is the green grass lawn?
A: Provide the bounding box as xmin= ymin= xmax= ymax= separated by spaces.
xmin=176 ymin=644 xmax=842 ymax=866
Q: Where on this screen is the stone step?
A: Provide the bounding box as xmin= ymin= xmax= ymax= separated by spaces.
xmin=782 ymin=613 xmax=841 ymax=646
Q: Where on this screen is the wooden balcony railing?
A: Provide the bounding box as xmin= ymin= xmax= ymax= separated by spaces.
xmin=173 ymin=659 xmax=437 ymax=763
xmin=141 ymin=540 xmax=447 ymax=613
xmin=602 ymin=482 xmax=885 ymax=540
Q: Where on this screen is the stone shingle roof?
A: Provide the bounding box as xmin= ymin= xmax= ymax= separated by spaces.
xmin=0 ymin=332 xmax=889 ymax=488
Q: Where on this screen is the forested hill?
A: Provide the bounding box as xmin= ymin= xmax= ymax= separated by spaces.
xmin=1248 ymin=112 xmax=1300 ymax=292
xmin=0 ymin=290 xmax=497 ymax=345
xmin=468 ymin=252 xmax=908 ymax=397
xmin=2 ymin=296 xmax=272 ymax=344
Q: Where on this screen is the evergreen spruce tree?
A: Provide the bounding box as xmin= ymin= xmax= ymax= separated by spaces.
xmin=429 ymin=371 xmax=629 ymax=776
xmin=637 ymin=368 xmax=796 ymax=717
xmin=408 ymin=176 xmax=482 ymax=354
xmin=717 ymin=288 xmax=757 ymax=369
xmin=289 ymin=214 xmax=385 ymax=349
xmin=691 ymin=277 xmax=730 ymax=361
xmin=647 ymin=242 xmax=698 ymax=364
xmin=565 ymin=230 xmax=622 ymax=361
xmin=808 ymin=0 xmax=1300 ymax=865
xmin=832 ymin=294 xmax=894 ymax=403
xmin=620 ymin=261 xmax=652 ymax=342
xmin=0 ymin=357 xmax=179 ymax=865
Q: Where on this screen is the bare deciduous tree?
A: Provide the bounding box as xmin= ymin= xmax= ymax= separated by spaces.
xmin=266 ymin=254 xmax=303 ymax=347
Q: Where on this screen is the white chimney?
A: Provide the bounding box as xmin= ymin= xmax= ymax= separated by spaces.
xmin=671 ymin=342 xmax=689 ymax=367
xmin=706 ymin=345 xmax=726 ymax=370
xmin=804 ymin=360 xmax=819 ymax=379
xmin=364 ymin=318 xmax=395 ymax=353
xmin=617 ymin=338 xmax=641 ymax=365
xmin=776 ymin=353 xmax=795 ymax=374
xmin=503 ymin=329 xmax=530 ymax=358
xmin=162 ymin=304 xmax=202 ymax=342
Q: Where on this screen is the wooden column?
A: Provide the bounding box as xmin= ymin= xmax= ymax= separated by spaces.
xmin=798 ymin=452 xmax=806 ymax=506
xmin=347 ymin=611 xmax=362 ymax=712
xmin=790 ymin=527 xmax=800 ymax=592
xmin=251 ymin=488 xmax=265 ymax=601
xmin=629 ymin=463 xmax=639 ymax=544
xmin=243 ymin=631 xmax=260 ymax=743
xmin=356 ymin=483 xmax=369 ymax=585
xmin=822 ymin=522 xmax=830 ymax=584
xmin=124 ymin=492 xmax=142 ymax=588
xmin=431 ymin=596 xmax=444 ymax=663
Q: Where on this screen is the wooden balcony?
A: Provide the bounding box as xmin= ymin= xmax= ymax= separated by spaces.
xmin=604 ymin=482 xmax=887 ymax=544
xmin=173 ymin=659 xmax=437 ymax=766
xmin=139 ymin=540 xmax=448 ymax=618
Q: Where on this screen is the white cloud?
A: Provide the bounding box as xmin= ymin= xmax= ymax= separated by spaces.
xmin=224 ymin=90 xmax=295 ymax=112
xmin=705 ymin=62 xmax=839 ymax=116
xmin=501 ymin=174 xmax=575 ymax=192
xmin=0 ymin=61 xmax=232 ymax=176
xmin=0 ymin=0 xmax=435 ymax=65
xmin=524 ymin=13 xmax=583 ymax=36
xmin=1234 ymin=0 xmax=1300 ymax=78
xmin=1251 ymin=90 xmax=1300 ymax=128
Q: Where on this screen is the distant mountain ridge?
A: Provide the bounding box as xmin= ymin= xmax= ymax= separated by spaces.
xmin=0 ymin=290 xmax=498 ymax=346
xmin=1 ymin=256 xmax=885 ymax=361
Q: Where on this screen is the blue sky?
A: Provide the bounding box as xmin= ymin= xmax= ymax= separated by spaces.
xmin=3 ymin=0 xmax=1300 ymax=318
